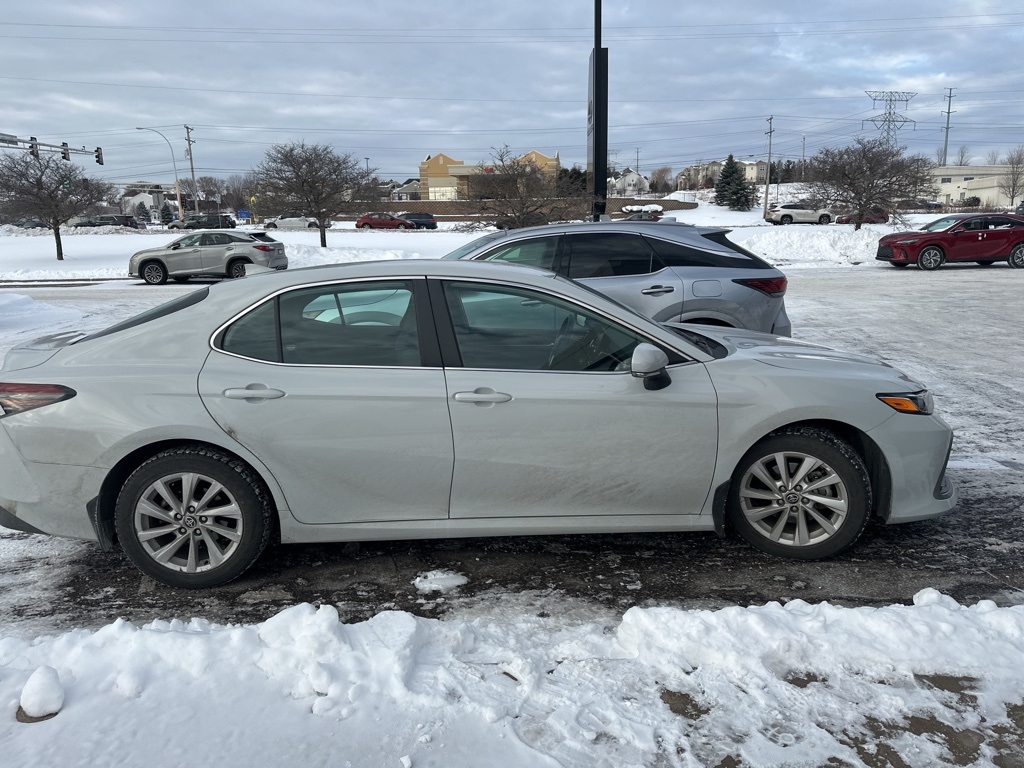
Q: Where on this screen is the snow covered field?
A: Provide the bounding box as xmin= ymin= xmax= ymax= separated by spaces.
xmin=2 ymin=205 xmax=1024 ymax=767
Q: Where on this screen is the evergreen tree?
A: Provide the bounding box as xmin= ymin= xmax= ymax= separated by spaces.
xmin=160 ymin=202 xmax=173 ymax=224
xmin=134 ymin=201 xmax=150 ymax=223
xmin=713 ymin=155 xmax=758 ymax=210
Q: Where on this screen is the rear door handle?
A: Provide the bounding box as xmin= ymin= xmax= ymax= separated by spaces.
xmin=640 ymin=285 xmax=675 ymax=295
xmin=223 ymin=384 xmax=286 ymax=402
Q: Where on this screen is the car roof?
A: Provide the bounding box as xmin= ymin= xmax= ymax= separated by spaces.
xmin=472 ymin=219 xmax=727 ymax=240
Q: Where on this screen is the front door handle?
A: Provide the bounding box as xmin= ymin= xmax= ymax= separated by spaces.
xmin=223 ymin=384 xmax=286 ymax=402
xmin=453 ymin=388 xmax=512 ymax=404
xmin=640 ymin=285 xmax=675 ymax=295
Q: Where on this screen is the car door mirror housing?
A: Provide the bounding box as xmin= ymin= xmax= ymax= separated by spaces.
xmin=631 ymin=343 xmax=672 ymax=390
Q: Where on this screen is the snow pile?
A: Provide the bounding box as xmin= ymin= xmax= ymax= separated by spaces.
xmin=743 ymin=225 xmax=889 ymax=268
xmin=413 ymin=570 xmax=470 ymax=594
xmin=1 ymin=590 xmax=1023 ymax=766
xmin=0 ymin=293 xmax=80 ymax=331
xmin=284 ymin=243 xmax=427 ymax=269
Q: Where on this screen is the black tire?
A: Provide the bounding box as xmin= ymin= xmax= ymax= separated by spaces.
xmin=1009 ymin=243 xmax=1024 ymax=269
xmin=265 ymin=222 xmax=277 ymax=229
xmin=726 ymin=427 xmax=871 ymax=560
xmin=114 ymin=447 xmax=274 ymax=588
xmin=359 ymin=223 xmax=371 ymax=229
xmin=889 ymin=262 xmax=909 ymax=268
xmin=817 ymin=214 xmax=831 ymax=225
xmin=308 ymin=222 xmax=317 ymax=228
xmin=172 ymin=276 xmax=191 ymax=283
xmin=917 ymin=246 xmax=944 ymax=271
xmin=227 ymin=259 xmax=250 ymax=279
xmin=141 ymin=261 xmax=168 ymax=285
xmin=780 ymin=215 xmax=794 ymax=225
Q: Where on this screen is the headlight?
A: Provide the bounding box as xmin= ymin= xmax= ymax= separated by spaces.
xmin=877 ymin=390 xmax=934 ymax=415
xmin=894 ymin=238 xmax=920 ymax=244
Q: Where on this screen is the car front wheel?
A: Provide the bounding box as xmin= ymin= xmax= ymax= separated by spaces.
xmin=817 ymin=214 xmax=831 ymax=224
xmin=727 ymin=427 xmax=870 ymax=560
xmin=141 ymin=261 xmax=168 ymax=285
xmin=114 ymin=447 xmax=274 ymax=588
xmin=1009 ymin=243 xmax=1024 ymax=268
xmin=917 ymin=246 xmax=944 ymax=271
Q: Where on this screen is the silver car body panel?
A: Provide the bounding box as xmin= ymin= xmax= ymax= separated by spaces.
xmin=0 ymin=260 xmax=955 ymax=547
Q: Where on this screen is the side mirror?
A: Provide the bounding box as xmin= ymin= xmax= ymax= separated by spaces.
xmin=170 ymin=243 xmax=180 ymax=250
xmin=630 ymin=343 xmax=672 ymax=390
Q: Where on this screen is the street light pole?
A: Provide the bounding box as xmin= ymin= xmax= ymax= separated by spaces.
xmin=136 ymin=127 xmax=184 ymax=223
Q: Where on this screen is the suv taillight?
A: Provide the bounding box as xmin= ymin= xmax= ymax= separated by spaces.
xmin=253 ymin=245 xmax=275 ymax=252
xmin=733 ymin=277 xmax=787 ymax=297
xmin=0 ymin=383 xmax=76 ymax=416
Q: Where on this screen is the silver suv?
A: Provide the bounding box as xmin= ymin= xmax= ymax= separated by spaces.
xmin=129 ymin=230 xmax=288 ymax=284
xmin=443 ymin=221 xmax=791 ymax=335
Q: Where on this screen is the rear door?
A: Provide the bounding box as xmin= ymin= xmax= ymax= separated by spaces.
xmin=563 ymin=232 xmax=686 ymax=323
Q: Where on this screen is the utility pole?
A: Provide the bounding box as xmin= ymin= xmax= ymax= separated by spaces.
xmin=762 ymin=116 xmax=774 ymax=220
xmin=184 ymin=125 xmax=199 ymax=214
xmin=801 ymin=135 xmax=806 ymax=181
xmin=940 ymin=87 xmax=956 ymax=167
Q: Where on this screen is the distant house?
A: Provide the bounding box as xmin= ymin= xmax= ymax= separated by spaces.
xmin=390 ymin=178 xmax=421 ymax=201
xmin=608 ymin=167 xmax=649 ymax=197
xmin=675 ymin=160 xmax=768 ymax=190
xmin=418 ymin=150 xmax=561 ymax=200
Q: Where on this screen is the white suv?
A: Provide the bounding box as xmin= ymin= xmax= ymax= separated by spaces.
xmin=766 ymin=202 xmax=832 ymax=225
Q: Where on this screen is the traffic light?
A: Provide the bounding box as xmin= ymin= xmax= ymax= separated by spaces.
xmin=61 ymin=142 xmax=70 ymax=161
xmin=29 ymin=137 xmax=39 ymax=158
xmin=94 ymin=147 xmax=104 ymax=165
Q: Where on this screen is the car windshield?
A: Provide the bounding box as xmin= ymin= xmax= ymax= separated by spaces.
xmin=441 ymin=231 xmax=508 ymax=259
xmin=921 ymin=216 xmax=965 ymax=232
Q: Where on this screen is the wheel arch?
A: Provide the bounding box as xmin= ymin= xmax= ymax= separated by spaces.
xmin=92 ymin=438 xmax=281 ymax=552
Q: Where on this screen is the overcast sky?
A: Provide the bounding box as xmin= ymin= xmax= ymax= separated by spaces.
xmin=3 ymin=1 xmax=1023 ymax=189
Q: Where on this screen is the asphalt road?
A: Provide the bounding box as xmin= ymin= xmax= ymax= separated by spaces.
xmin=1 ymin=264 xmax=1022 ymax=634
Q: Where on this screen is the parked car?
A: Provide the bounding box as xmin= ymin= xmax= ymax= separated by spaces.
xmin=443 ymin=220 xmax=792 ymax=335
xmin=897 ymin=199 xmax=943 ymax=212
xmin=264 ymin=213 xmax=318 ymax=230
xmin=765 ymin=203 xmax=832 ymax=225
xmin=356 ymin=212 xmax=414 ymax=229
xmin=621 ymin=212 xmax=662 ymax=222
xmin=1016 ymin=201 xmax=1024 ymax=215
xmin=14 ymin=218 xmax=46 ymax=229
xmin=73 ymin=214 xmax=143 ymax=229
xmin=0 ymin=259 xmax=956 ymax=587
xmin=128 ymin=230 xmax=288 ymax=284
xmin=173 ymin=214 xmax=235 ymax=230
xmin=398 ymin=212 xmax=438 ymax=230
xmin=836 ymin=206 xmax=889 ymax=225
xmin=876 ymin=213 xmax=1024 ymax=270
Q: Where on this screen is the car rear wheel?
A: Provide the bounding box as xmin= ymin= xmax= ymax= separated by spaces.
xmin=1009 ymin=244 xmax=1024 ymax=268
xmin=780 ymin=215 xmax=793 ymax=225
xmin=141 ymin=261 xmax=168 ymax=285
xmin=265 ymin=223 xmax=277 ymax=229
xmin=817 ymin=214 xmax=831 ymax=225
xmin=917 ymin=246 xmax=944 ymax=271
xmin=227 ymin=259 xmax=250 ymax=279
xmin=727 ymin=427 xmax=870 ymax=560
xmin=308 ymin=222 xmax=317 ymax=228
xmin=359 ymin=223 xmax=371 ymax=229
xmin=114 ymin=447 xmax=274 ymax=589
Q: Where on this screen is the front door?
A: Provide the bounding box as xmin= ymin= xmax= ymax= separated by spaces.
xmin=438 ymin=280 xmax=718 ymax=520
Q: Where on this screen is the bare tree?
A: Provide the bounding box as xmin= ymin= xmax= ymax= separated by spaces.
xmin=196 ymin=176 xmax=226 ymax=211
xmin=222 ymin=172 xmax=258 ymax=213
xmin=0 ymin=153 xmax=113 ymax=260
xmin=648 ymin=166 xmax=674 ymax=194
xmin=466 ymin=146 xmax=589 ymax=227
xmin=253 ymin=142 xmax=374 ymax=246
xmin=987 ymin=150 xmax=1002 ymax=165
xmin=805 ymin=138 xmax=936 ymax=231
xmin=997 ymin=145 xmax=1024 ymax=206
xmin=954 ymin=145 xmax=972 ymax=166
xmin=935 ymin=147 xmax=946 ymax=165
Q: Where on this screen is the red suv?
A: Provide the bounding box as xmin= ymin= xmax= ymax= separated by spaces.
xmin=876 ymin=213 xmax=1024 ymax=270
xmin=356 ymin=212 xmax=413 ymax=230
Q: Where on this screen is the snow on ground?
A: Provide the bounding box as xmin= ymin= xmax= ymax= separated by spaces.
xmin=3 ymin=204 xmax=1023 ymax=767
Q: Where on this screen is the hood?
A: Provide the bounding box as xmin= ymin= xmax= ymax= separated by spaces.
xmin=131 ymin=245 xmax=170 ymax=259
xmin=1 ymin=331 xmax=87 ymax=372
xmin=878 ymin=230 xmax=926 ymax=244
xmin=668 ymin=323 xmax=923 ymax=385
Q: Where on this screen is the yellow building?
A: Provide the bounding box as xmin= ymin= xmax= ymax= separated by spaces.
xmin=419 ymin=150 xmax=561 ymax=200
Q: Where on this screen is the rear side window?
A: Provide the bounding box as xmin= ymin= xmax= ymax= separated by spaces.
xmin=565 ymin=233 xmax=653 ymax=278
xmin=648 ymin=232 xmax=773 ymax=270
xmin=479 ymin=235 xmax=560 ymax=270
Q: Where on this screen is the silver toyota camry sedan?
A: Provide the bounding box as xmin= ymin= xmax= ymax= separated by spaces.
xmin=0 ymin=260 xmax=956 ymax=588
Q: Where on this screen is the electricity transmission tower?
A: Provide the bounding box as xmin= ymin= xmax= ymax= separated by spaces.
xmin=863 ymin=91 xmax=916 ymax=146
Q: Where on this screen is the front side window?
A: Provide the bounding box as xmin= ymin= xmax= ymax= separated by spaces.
xmin=176 ymin=234 xmax=202 ymax=248
xmin=219 ymin=281 xmax=420 ymax=366
xmin=565 ymin=233 xmax=654 ymax=279
xmin=443 ymin=281 xmax=647 ymax=372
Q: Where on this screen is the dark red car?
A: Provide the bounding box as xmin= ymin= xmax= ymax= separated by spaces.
xmin=876 ymin=213 xmax=1024 ymax=270
xmin=356 ymin=212 xmax=414 ymax=230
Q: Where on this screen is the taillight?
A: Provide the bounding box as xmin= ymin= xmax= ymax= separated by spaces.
xmin=253 ymin=245 xmax=274 ymax=252
xmin=733 ymin=277 xmax=788 ymax=297
xmin=0 ymin=383 xmax=76 ymax=416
